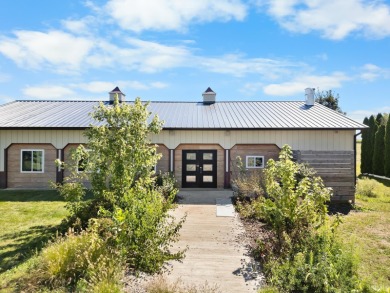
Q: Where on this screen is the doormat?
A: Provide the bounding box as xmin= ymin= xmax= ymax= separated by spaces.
xmin=216 ymin=198 xmax=235 ymax=217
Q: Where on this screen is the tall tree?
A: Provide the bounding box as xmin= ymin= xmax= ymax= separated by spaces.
xmin=373 ymin=123 xmax=386 ymax=176
xmin=367 ymin=115 xmax=377 ymax=173
xmin=385 ymin=115 xmax=390 ymax=177
xmin=315 ymin=89 xmax=345 ymax=114
xmin=360 ymin=117 xmax=370 ymax=174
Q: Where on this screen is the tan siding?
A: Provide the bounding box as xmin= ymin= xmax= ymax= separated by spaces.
xmin=175 ymin=144 xmax=224 ymax=188
xmin=1 ymin=129 xmax=355 ymax=172
xmin=7 ymin=144 xmax=57 ymax=188
xmin=156 ymin=144 xmax=169 ymax=173
xmin=230 ymin=144 xmax=280 ymax=181
xmin=150 ymin=130 xmax=355 ymax=150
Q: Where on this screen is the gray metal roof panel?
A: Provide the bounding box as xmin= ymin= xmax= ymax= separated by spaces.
xmin=0 ymin=100 xmax=367 ymax=129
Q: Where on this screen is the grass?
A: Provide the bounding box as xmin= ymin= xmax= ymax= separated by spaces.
xmin=336 ymin=141 xmax=390 ymax=289
xmin=0 ymin=189 xmax=67 ymax=287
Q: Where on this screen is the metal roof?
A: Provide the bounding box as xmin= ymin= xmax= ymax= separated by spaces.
xmin=0 ymin=100 xmax=366 ymax=130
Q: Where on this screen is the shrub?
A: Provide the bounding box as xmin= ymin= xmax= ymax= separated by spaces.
xmin=236 ymin=145 xmax=366 ymax=292
xmin=19 ymin=219 xmax=123 ymax=292
xmin=232 ymin=170 xmax=264 ymax=200
xmin=265 ymin=221 xmax=360 ymax=293
xmin=111 ymin=181 xmax=185 ymax=273
xmin=259 ymin=145 xmax=331 ymax=250
xmin=356 ymin=178 xmax=379 ymax=198
xmin=155 ymin=171 xmax=179 ymax=201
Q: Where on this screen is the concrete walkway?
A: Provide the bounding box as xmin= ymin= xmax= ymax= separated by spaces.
xmin=163 ymin=189 xmax=262 ymax=293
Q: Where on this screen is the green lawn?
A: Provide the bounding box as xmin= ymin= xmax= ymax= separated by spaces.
xmin=0 ymin=190 xmax=67 ymax=277
xmin=337 ymin=142 xmax=390 ymax=289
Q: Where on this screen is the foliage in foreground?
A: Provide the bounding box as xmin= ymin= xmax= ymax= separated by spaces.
xmin=145 ymin=276 xmax=220 ymax=293
xmin=236 ymin=145 xmax=367 ymax=292
xmin=18 ymin=220 xmax=122 ymax=292
xmin=29 ymin=96 xmax=185 ymax=291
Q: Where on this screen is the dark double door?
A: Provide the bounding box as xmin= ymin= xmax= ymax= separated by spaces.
xmin=182 ymin=150 xmax=217 ymax=188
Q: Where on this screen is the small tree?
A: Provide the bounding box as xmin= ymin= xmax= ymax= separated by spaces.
xmin=315 ymin=89 xmax=345 ymax=114
xmin=56 ymin=96 xmax=184 ymax=273
xmin=385 ymin=115 xmax=390 ymax=177
xmin=360 ymin=117 xmax=370 ymax=174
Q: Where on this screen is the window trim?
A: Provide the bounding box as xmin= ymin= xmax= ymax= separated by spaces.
xmin=20 ymin=149 xmax=45 ymax=173
xmin=245 ymin=155 xmax=264 ymax=169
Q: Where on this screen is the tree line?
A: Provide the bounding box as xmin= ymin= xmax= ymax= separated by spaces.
xmin=361 ymin=113 xmax=390 ymax=177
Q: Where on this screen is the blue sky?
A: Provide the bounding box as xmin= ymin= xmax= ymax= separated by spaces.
xmin=1 ymin=0 xmax=390 ymax=123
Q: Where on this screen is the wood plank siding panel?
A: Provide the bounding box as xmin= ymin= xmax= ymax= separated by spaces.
xmin=297 ymin=150 xmax=355 ymax=202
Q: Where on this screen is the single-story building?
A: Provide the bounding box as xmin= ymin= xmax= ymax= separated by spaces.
xmin=0 ymin=87 xmax=366 ymax=201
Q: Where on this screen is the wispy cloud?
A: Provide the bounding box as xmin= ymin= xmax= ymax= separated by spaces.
xmin=348 ymin=106 xmax=390 ymax=123
xmin=105 ymin=0 xmax=247 ymax=32
xmin=359 ymin=63 xmax=390 ymax=81
xmin=0 ymin=29 xmax=303 ymax=79
xmin=22 ymin=85 xmax=75 ymax=99
xmin=197 ymin=54 xmax=301 ymax=78
xmin=73 ymin=80 xmax=168 ymax=93
xmin=263 ymin=72 xmax=350 ymax=96
xmin=261 ymin=0 xmax=390 ymax=39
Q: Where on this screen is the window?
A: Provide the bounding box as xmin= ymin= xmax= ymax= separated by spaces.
xmin=21 ymin=149 xmax=44 ymax=173
xmin=246 ymin=155 xmax=264 ymax=169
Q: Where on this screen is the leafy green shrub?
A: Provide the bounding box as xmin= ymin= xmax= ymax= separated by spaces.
xmin=356 ymin=178 xmax=379 ymax=198
xmin=265 ymin=222 xmax=360 ymax=293
xmin=111 ymin=181 xmax=185 ymax=273
xmin=236 ymin=145 xmax=368 ymax=292
xmin=259 ymin=145 xmax=331 ymax=250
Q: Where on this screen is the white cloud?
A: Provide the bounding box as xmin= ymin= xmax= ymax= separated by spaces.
xmin=150 ymin=81 xmax=169 ymax=89
xmin=0 ymin=30 xmax=93 ymax=73
xmin=0 ymin=29 xmax=302 ymax=78
xmin=73 ymin=80 xmax=169 ymax=94
xmin=83 ymin=38 xmax=192 ymax=73
xmin=240 ymin=82 xmax=264 ymax=95
xmin=348 ymin=106 xmax=390 ymax=124
xmin=262 ymin=0 xmax=390 ymax=39
xmin=23 ymin=85 xmax=75 ymax=99
xmin=105 ymin=0 xmax=247 ymax=32
xmin=360 ymin=63 xmax=390 ymax=81
xmin=197 ymin=54 xmax=301 ymax=78
xmin=263 ymin=72 xmax=350 ymax=96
